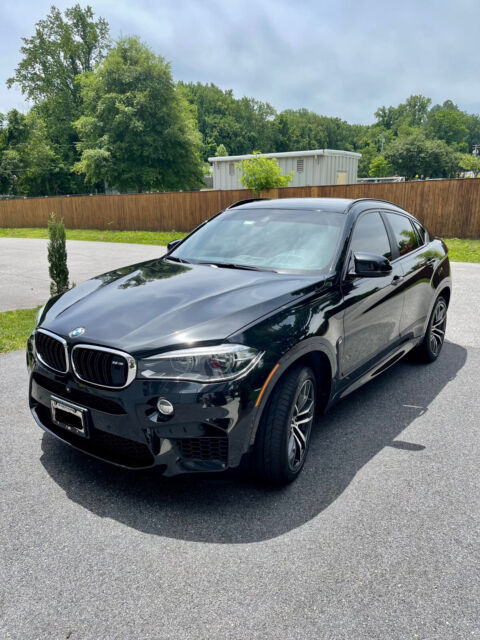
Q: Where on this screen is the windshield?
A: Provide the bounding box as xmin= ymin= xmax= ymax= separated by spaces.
xmin=169 ymin=208 xmax=345 ymax=273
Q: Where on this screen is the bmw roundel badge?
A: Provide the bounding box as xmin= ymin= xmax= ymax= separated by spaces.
xmin=69 ymin=327 xmax=86 ymax=338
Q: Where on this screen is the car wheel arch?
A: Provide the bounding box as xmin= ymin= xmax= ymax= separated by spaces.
xmin=439 ymin=285 xmax=451 ymax=307
xmin=420 ymin=284 xmax=451 ymax=340
xmin=249 ymin=340 xmax=334 ymax=446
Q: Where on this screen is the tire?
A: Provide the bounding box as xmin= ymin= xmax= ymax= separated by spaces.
xmin=252 ymin=365 xmax=316 ymax=484
xmin=412 ymin=295 xmax=448 ymax=363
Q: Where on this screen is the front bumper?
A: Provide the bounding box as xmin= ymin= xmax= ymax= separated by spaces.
xmin=27 ymin=339 xmax=264 ymax=476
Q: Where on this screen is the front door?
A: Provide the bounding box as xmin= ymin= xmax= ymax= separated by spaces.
xmin=341 ymin=210 xmax=404 ymax=376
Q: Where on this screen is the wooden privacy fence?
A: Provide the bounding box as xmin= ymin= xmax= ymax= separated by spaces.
xmin=0 ymin=178 xmax=479 ymax=238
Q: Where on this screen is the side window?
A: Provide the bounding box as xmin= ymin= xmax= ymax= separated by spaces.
xmin=412 ymin=220 xmax=426 ymax=245
xmin=350 ymin=211 xmax=392 ymax=260
xmin=385 ymin=213 xmax=420 ymax=257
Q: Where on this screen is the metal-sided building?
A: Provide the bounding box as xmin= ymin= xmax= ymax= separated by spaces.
xmin=208 ymin=149 xmax=361 ymax=190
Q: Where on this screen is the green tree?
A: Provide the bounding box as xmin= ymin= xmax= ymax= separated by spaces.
xmin=424 ymin=138 xmax=459 ymax=177
xmin=7 ymin=4 xmax=110 ymax=103
xmin=352 ymin=124 xmax=395 ymax=177
xmin=236 ymin=152 xmax=293 ymax=195
xmin=180 ymin=82 xmax=276 ymax=159
xmin=374 ymin=105 xmax=398 ymax=130
xmin=385 ymin=133 xmax=458 ymax=179
xmin=270 ymin=109 xmax=328 ymax=151
xmin=465 ymin=114 xmax=480 ymax=153
xmin=426 ymin=106 xmax=468 ymax=147
xmin=357 ymin=142 xmax=377 ymax=178
xmin=375 ymin=95 xmax=431 ymax=134
xmin=369 ymin=156 xmax=393 ymax=177
xmin=404 ymin=95 xmax=432 ymax=127
xmin=0 ymin=110 xmax=59 ymax=196
xmin=7 ymin=5 xmax=110 ymax=194
xmin=74 ymin=37 xmax=204 ymax=192
xmin=215 ymin=144 xmax=228 ymax=157
xmin=0 ymin=110 xmax=26 ymax=194
xmin=385 ymin=134 xmax=428 ymax=178
xmin=19 ymin=112 xmax=59 ymax=195
xmin=458 ymin=153 xmax=480 ymax=177
xmin=270 ymin=109 xmax=357 ymax=153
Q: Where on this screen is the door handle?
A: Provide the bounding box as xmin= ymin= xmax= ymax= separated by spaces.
xmin=392 ymin=275 xmax=404 ymax=285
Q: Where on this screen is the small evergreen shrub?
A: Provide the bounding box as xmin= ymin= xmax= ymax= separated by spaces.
xmin=47 ymin=212 xmax=70 ymax=296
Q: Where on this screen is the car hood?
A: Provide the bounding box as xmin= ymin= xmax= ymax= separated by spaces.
xmin=39 ymin=258 xmax=327 ymax=356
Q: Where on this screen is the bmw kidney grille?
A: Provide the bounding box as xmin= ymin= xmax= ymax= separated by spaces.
xmin=71 ymin=345 xmax=136 ymax=389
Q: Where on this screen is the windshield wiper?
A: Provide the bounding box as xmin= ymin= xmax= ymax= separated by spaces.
xmin=165 ymin=255 xmax=190 ymax=264
xmin=195 ymin=261 xmax=275 ymax=272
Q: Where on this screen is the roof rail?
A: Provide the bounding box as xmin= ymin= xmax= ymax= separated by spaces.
xmin=345 ymin=197 xmax=409 ymax=214
xmin=226 ymin=198 xmax=271 ymax=209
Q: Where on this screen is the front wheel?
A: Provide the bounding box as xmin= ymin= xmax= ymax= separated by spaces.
xmin=252 ymin=365 xmax=316 ymax=484
xmin=413 ymin=295 xmax=448 ymax=363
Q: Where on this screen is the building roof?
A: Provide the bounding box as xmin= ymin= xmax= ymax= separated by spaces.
xmin=208 ymin=149 xmax=362 ymax=163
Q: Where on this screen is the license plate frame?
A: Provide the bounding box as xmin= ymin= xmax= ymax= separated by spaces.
xmin=50 ymin=396 xmax=89 ymax=438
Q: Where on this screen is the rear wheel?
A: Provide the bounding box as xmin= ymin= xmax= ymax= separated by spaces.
xmin=413 ymin=295 xmax=448 ymax=363
xmin=252 ymin=365 xmax=316 ymax=484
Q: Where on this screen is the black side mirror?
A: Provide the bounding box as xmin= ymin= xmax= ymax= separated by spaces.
xmin=167 ymin=239 xmax=182 ymax=252
xmin=353 ymin=252 xmax=392 ymax=278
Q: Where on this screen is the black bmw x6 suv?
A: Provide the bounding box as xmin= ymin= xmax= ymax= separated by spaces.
xmin=27 ymin=197 xmax=451 ymax=483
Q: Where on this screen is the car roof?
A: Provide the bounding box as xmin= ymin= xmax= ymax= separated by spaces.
xmin=230 ymin=197 xmax=410 ymax=216
xmin=232 ymin=197 xmax=355 ymax=213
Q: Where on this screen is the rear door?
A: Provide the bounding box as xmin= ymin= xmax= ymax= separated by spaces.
xmin=341 ymin=210 xmax=405 ymax=376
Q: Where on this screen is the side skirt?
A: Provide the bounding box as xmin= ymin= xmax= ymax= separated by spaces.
xmin=327 ymin=337 xmax=419 ymax=407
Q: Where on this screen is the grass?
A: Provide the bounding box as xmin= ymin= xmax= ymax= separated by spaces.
xmin=0 ymin=227 xmax=187 ymax=246
xmin=0 ymin=306 xmax=40 ymax=353
xmin=442 ymin=238 xmax=480 ymax=263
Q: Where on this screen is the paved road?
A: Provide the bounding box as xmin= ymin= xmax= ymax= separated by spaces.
xmin=1 ymin=263 xmax=479 ymax=639
xmin=0 ymin=238 xmax=165 ymax=311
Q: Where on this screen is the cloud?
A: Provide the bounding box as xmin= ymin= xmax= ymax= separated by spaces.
xmin=0 ymin=0 xmax=479 ymax=123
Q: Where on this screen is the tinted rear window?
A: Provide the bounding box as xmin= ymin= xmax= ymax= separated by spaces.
xmin=384 ymin=213 xmax=420 ymax=257
xmin=412 ymin=220 xmax=427 ymax=244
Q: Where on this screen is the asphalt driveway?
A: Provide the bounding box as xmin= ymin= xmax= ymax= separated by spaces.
xmin=0 ymin=254 xmax=479 ymax=639
xmin=0 ymin=238 xmax=165 ymax=311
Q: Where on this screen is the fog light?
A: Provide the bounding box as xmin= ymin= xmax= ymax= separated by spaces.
xmin=157 ymin=398 xmax=174 ymax=416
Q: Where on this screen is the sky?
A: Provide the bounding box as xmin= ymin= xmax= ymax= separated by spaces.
xmin=0 ymin=0 xmax=479 ymax=125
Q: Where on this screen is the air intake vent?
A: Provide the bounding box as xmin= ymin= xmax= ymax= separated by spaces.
xmin=35 ymin=330 xmax=68 ymax=374
xmin=175 ymin=437 xmax=228 ymax=463
xmin=296 ymin=158 xmax=304 ymax=172
xmin=72 ymin=345 xmax=136 ymax=389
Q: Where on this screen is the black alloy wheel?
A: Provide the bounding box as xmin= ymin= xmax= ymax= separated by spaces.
xmin=253 ymin=365 xmax=316 ymax=484
xmin=415 ymin=296 xmax=448 ymax=363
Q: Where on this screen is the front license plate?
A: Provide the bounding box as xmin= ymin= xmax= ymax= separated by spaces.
xmin=51 ymin=397 xmax=89 ymax=438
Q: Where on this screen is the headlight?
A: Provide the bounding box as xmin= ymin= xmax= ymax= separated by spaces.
xmin=137 ymin=344 xmax=263 ymax=382
xmin=35 ymin=305 xmax=45 ymax=327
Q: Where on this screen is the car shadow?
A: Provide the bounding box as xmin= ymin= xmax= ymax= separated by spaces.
xmin=40 ymin=340 xmax=467 ymax=544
